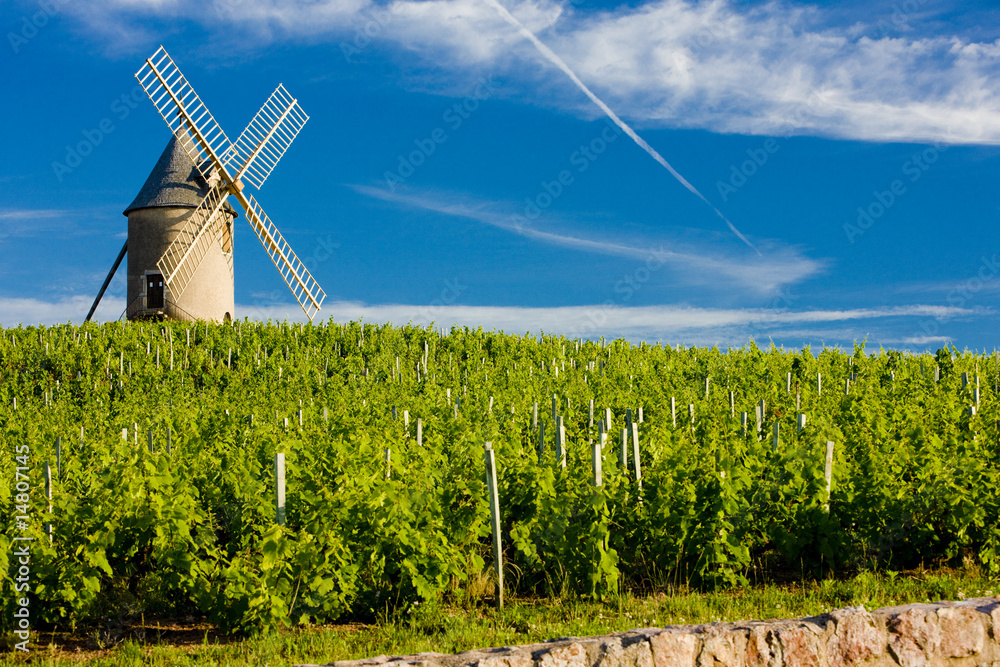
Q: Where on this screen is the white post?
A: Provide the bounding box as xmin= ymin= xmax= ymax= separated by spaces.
xmin=741 ymin=412 xmax=748 ymax=437
xmin=417 ymin=418 xmax=423 ymax=446
xmin=728 ymin=391 xmax=734 ymax=417
xmin=797 ymin=413 xmax=806 ymax=434
xmin=275 ymin=453 xmax=286 ymax=525
xmin=484 ymin=442 xmax=503 ymax=608
xmin=631 ymin=422 xmax=641 ymax=488
xmin=593 ymin=423 xmax=604 ymax=487
xmin=671 ymin=397 xmax=676 ymax=428
xmin=384 ymin=447 xmax=391 ymax=479
xmin=772 ymin=422 xmax=779 ymax=451
xmin=824 ymin=441 xmax=835 ymax=512
xmin=619 ymin=428 xmax=628 ymax=468
xmin=556 ymin=416 xmax=566 ymax=469
xmin=45 ymin=462 xmax=53 ymax=543
xmin=786 ymin=372 xmax=792 ymax=393
xmin=817 ymin=373 xmax=822 ymax=395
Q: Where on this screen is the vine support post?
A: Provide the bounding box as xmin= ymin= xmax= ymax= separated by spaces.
xmin=417 ymin=418 xmax=423 ymax=446
xmin=484 ymin=442 xmax=503 ymax=609
xmin=619 ymin=428 xmax=628 ymax=469
xmin=44 ymin=462 xmax=52 ymax=543
xmin=537 ymin=420 xmax=545 ymax=463
xmin=631 ymin=422 xmax=641 ymax=489
xmin=556 ymin=416 xmax=566 ymax=469
xmin=772 ymin=422 xmax=780 ymax=451
xmin=593 ymin=423 xmax=604 ymax=487
xmin=824 ymin=441 xmax=835 ymax=512
xmin=275 ymin=453 xmax=286 ymax=526
xmin=670 ymin=397 xmax=676 ymax=428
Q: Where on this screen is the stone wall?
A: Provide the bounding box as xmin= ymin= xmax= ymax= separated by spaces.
xmin=297 ymin=597 xmax=1000 ymax=667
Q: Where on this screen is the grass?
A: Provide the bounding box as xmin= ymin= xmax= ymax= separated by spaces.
xmin=2 ymin=567 xmax=997 ymax=666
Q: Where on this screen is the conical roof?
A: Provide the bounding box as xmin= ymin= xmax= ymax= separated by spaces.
xmin=123 ymin=136 xmax=238 ymax=217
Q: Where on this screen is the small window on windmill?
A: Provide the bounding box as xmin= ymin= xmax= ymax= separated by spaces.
xmin=222 ymin=220 xmax=233 ymax=254
xmin=146 ymin=273 xmax=164 ymax=309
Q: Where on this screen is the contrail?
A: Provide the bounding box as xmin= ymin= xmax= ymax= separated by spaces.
xmin=483 ymin=0 xmax=760 ymax=254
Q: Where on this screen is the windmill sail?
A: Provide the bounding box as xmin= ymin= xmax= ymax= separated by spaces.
xmin=227 ymin=84 xmax=309 ymax=190
xmin=135 ymin=46 xmax=235 ymax=185
xmin=156 ymin=183 xmax=230 ymax=300
xmin=243 ymin=193 xmax=326 ymax=320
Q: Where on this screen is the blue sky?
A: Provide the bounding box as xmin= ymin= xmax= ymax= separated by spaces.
xmin=1 ymin=0 xmax=998 ymax=350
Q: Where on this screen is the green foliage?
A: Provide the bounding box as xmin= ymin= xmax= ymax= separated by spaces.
xmin=1 ymin=322 xmax=998 ymax=635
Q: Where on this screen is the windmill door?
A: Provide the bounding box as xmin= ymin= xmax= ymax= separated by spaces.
xmin=147 ymin=274 xmax=164 ymax=308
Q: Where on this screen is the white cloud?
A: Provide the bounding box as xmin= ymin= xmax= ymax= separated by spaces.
xmin=65 ymin=0 xmax=1000 ymax=144
xmin=352 ymin=184 xmax=823 ymax=293
xmin=1 ymin=293 xmax=983 ymax=349
xmin=0 ymin=295 xmax=125 ymax=327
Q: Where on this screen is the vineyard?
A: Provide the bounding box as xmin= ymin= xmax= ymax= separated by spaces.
xmin=1 ymin=320 xmax=998 ymax=636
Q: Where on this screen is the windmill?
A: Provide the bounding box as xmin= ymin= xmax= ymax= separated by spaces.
xmin=85 ymin=46 xmax=326 ymax=323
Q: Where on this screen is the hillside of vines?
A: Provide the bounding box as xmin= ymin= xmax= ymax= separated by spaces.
xmin=1 ymin=320 xmax=998 ymax=635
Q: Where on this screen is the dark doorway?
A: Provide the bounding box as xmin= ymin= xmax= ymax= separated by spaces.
xmin=147 ymin=274 xmax=164 ymax=308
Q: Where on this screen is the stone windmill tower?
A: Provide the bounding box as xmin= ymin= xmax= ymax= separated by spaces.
xmin=85 ymin=46 xmax=326 ymax=323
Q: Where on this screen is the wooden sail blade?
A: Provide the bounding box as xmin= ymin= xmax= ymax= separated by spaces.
xmin=135 ymin=46 xmax=234 ymax=184
xmin=241 ymin=193 xmax=326 ymax=321
xmin=156 ymin=184 xmax=229 ymax=300
xmin=226 ymin=84 xmax=309 ymax=190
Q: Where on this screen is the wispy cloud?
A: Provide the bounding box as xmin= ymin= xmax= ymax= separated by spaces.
xmin=1 ymin=293 xmax=984 ymax=349
xmin=60 ymin=0 xmax=1000 ymax=144
xmin=0 ymin=295 xmax=124 ymax=327
xmin=237 ymin=299 xmax=985 ymax=348
xmin=352 ymin=184 xmax=823 ymax=292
